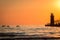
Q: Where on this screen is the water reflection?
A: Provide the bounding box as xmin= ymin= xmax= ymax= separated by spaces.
xmin=0 ymin=25 xmax=60 ymax=37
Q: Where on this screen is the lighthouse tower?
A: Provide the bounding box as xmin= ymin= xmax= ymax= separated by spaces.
xmin=50 ymin=13 xmax=54 ymax=25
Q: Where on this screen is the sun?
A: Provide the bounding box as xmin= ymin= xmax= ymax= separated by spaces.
xmin=57 ymin=1 xmax=60 ymax=7
xmin=53 ymin=0 xmax=60 ymax=10
xmin=55 ymin=0 xmax=60 ymax=8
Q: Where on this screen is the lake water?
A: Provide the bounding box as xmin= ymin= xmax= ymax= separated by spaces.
xmin=0 ymin=25 xmax=60 ymax=39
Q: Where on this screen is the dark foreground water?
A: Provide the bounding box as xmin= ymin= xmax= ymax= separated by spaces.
xmin=1 ymin=38 xmax=60 ymax=40
xmin=0 ymin=25 xmax=60 ymax=40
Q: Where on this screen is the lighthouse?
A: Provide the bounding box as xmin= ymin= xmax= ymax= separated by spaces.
xmin=50 ymin=13 xmax=54 ymax=25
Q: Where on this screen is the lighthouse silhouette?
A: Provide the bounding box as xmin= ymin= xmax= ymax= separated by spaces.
xmin=50 ymin=13 xmax=54 ymax=25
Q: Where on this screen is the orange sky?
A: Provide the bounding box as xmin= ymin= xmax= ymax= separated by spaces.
xmin=0 ymin=0 xmax=60 ymax=25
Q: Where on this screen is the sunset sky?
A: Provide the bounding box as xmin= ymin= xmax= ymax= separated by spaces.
xmin=0 ymin=0 xmax=60 ymax=25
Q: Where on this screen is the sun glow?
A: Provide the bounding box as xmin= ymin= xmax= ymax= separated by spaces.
xmin=56 ymin=0 xmax=60 ymax=8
